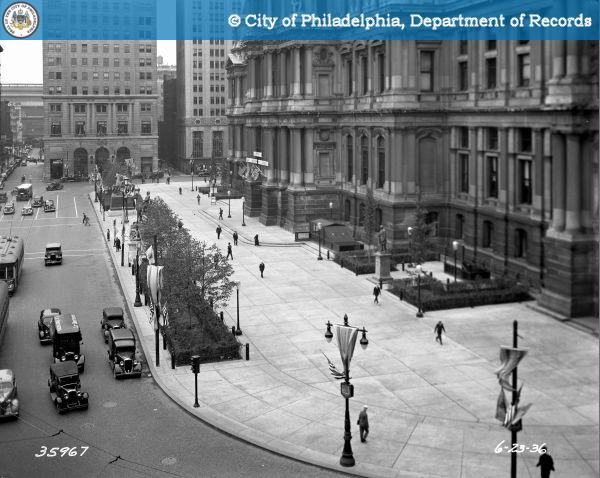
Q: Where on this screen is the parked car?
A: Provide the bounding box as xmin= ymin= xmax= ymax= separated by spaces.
xmin=107 ymin=329 xmax=142 ymax=379
xmin=48 ymin=362 xmax=88 ymax=414
xmin=38 ymin=308 xmax=61 ymax=344
xmin=0 ymin=369 xmax=19 ymax=419
xmin=44 ymin=243 xmax=62 ymax=266
xmin=44 ymin=200 xmax=55 ymax=212
xmin=21 ymin=206 xmax=33 ymax=216
xmin=100 ymin=307 xmax=126 ymax=343
xmin=0 ymin=192 xmax=7 ymax=203
xmin=50 ymin=314 xmax=85 ymax=373
xmin=32 ymin=196 xmax=44 ymax=207
xmin=3 ymin=203 xmax=15 ymax=215
xmin=20 ymin=160 xmax=27 ymax=166
xmin=46 ymin=181 xmax=63 ymax=191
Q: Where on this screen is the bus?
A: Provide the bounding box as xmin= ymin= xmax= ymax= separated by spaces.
xmin=16 ymin=184 xmax=33 ymax=201
xmin=0 ymin=236 xmax=25 ymax=294
xmin=0 ymin=282 xmax=9 ymax=345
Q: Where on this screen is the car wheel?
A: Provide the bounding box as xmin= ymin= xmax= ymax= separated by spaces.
xmin=79 ymin=364 xmax=84 ymax=374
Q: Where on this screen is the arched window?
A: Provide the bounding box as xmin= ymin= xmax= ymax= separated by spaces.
xmin=377 ymin=136 xmax=385 ymax=189
xmin=346 ymin=135 xmax=353 ymax=182
xmin=515 ymin=228 xmax=527 ymax=258
xmin=360 ymin=135 xmax=368 ymax=185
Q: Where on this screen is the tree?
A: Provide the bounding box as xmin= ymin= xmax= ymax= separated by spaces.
xmin=363 ymin=188 xmax=378 ymax=258
xmin=409 ymin=190 xmax=432 ymax=265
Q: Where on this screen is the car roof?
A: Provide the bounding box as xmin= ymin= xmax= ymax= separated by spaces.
xmin=52 ymin=314 xmax=80 ymax=334
xmin=50 ymin=361 xmax=78 ymax=376
xmin=110 ymin=328 xmax=134 ymax=341
xmin=41 ymin=307 xmax=61 ymax=316
xmin=46 ymin=243 xmax=61 ymax=248
xmin=103 ymin=307 xmax=124 ymax=318
xmin=0 ymin=369 xmax=14 ymax=382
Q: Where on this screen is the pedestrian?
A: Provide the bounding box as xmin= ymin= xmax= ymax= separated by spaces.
xmin=115 ymin=237 xmax=121 ymax=252
xmin=197 ymin=193 xmax=201 ymax=205
xmin=106 ymin=229 xmax=110 ymax=241
xmin=254 ymin=234 xmax=260 ymax=246
xmin=379 ymin=278 xmax=383 ymax=291
xmin=373 ymin=285 xmax=380 ymax=304
xmin=357 ymin=405 xmax=369 ymax=442
xmin=219 ymin=208 xmax=223 ymax=220
xmin=434 ymin=320 xmax=446 ymax=345
xmin=82 ymin=213 xmax=89 ymax=226
xmin=232 ymin=231 xmax=238 ymax=246
xmin=259 ymin=261 xmax=265 ymax=278
xmin=179 ymin=187 xmax=182 ymax=195
xmin=226 ymin=242 xmax=233 ymax=260
xmin=216 ymin=225 xmax=222 ymax=239
xmin=537 ymin=449 xmax=555 ymax=478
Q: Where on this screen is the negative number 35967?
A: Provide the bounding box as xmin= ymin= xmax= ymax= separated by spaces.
xmin=35 ymin=446 xmax=89 ymax=458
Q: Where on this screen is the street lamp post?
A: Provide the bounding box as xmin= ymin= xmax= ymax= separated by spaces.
xmin=122 ymin=186 xmax=129 ymax=224
xmin=324 ymin=314 xmax=369 ymax=467
xmin=134 ymin=249 xmax=142 ymax=307
xmin=229 ymin=169 xmax=233 ymax=189
xmin=190 ymin=159 xmax=194 ymax=191
xmin=227 ymin=190 xmax=231 ymax=218
xmin=235 ymin=282 xmax=242 ymax=335
xmin=329 ymin=202 xmax=333 ymax=220
xmin=121 ymin=224 xmax=125 ymax=267
xmin=317 ymin=222 xmax=323 ymax=260
xmin=452 ymin=240 xmax=460 ymax=283
xmin=407 ymin=226 xmax=413 ymax=264
xmin=242 ymin=196 xmax=246 ymax=226
xmin=94 ymin=172 xmax=98 ymax=202
xmin=415 ymin=264 xmax=423 ymax=317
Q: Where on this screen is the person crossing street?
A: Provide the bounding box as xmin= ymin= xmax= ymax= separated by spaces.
xmin=226 ymin=242 xmax=233 ymax=260
xmin=434 ymin=321 xmax=446 ymax=345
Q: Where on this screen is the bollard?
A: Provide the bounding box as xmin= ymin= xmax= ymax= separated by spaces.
xmin=220 ymin=311 xmax=224 ymax=322
xmin=245 ymin=343 xmax=250 ymax=360
xmin=231 ymin=326 xmax=236 ymax=336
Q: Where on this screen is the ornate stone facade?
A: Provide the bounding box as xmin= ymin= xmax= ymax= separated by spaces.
xmin=226 ymin=40 xmax=598 ymax=318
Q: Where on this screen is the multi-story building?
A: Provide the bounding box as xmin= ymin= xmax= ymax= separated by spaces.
xmin=175 ymin=36 xmax=232 ymax=174
xmin=226 ymin=40 xmax=598 ymax=318
xmin=157 ymin=56 xmax=176 ymax=122
xmin=42 ymin=40 xmax=159 ymax=180
xmin=159 ymin=78 xmax=177 ymax=169
xmin=1 ymin=84 xmax=44 ymax=142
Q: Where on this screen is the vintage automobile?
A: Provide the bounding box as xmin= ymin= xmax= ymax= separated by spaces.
xmin=48 ymin=362 xmax=88 ymax=414
xmin=50 ymin=314 xmax=85 ymax=373
xmin=107 ymin=329 xmax=142 ymax=379
xmin=3 ymin=203 xmax=15 ymax=215
xmin=0 ymin=369 xmax=19 ymax=419
xmin=32 ymin=196 xmax=44 ymax=207
xmin=45 ymin=243 xmax=62 ymax=266
xmin=21 ymin=206 xmax=33 ymax=216
xmin=38 ymin=308 xmax=61 ymax=344
xmin=46 ymin=181 xmax=63 ymax=191
xmin=44 ymin=200 xmax=56 ymax=212
xmin=20 ymin=161 xmax=27 ymax=166
xmin=0 ymin=192 xmax=7 ymax=203
xmin=100 ymin=307 xmax=126 ymax=343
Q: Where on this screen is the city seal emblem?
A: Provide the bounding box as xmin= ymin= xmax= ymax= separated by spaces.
xmin=3 ymin=2 xmax=39 ymax=38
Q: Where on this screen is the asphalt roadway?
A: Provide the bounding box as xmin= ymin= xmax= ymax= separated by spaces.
xmin=0 ymin=163 xmax=349 ymax=478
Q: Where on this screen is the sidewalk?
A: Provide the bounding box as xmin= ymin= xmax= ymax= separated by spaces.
xmin=90 ymin=184 xmax=599 ymax=478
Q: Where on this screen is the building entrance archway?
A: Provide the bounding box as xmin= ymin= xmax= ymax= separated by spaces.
xmin=73 ymin=148 xmax=88 ymax=179
xmin=95 ymin=147 xmax=110 ymax=174
xmin=116 ymin=147 xmax=130 ymax=166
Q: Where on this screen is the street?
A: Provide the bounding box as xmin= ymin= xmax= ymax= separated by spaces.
xmin=0 ymin=163 xmax=348 ymax=478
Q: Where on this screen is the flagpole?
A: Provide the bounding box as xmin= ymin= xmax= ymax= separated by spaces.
xmin=154 ymin=234 xmax=160 ymax=367
xmin=511 ymin=320 xmax=518 ymax=478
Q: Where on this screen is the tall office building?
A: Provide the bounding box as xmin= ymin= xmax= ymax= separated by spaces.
xmin=42 ymin=39 xmax=159 ymax=180
xmin=226 ymin=40 xmax=598 ymax=318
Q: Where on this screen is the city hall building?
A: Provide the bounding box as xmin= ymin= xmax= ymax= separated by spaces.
xmin=226 ymin=40 xmax=598 ymax=317
xmin=42 ymin=37 xmax=159 ymax=180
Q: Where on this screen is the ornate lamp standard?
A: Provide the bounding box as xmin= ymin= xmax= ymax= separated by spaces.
xmin=227 ymin=190 xmax=232 ymax=218
xmin=94 ymin=170 xmax=98 ymax=202
xmin=452 ymin=240 xmax=460 ymax=282
xmin=242 ymin=196 xmax=246 ymax=226
xmin=134 ymin=248 xmax=142 ymax=307
xmin=122 ymin=184 xmax=129 ymax=224
xmin=324 ymin=314 xmax=368 ymax=467
xmin=415 ymin=264 xmax=423 ymax=317
xmin=407 ymin=226 xmax=413 ymax=264
xmin=235 ymin=282 xmax=242 ymax=335
xmin=121 ymin=224 xmax=125 ymax=267
xmin=317 ymin=222 xmax=323 ymax=260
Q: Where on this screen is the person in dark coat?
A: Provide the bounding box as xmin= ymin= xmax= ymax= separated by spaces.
xmin=226 ymin=242 xmax=233 ymax=260
xmin=219 ymin=208 xmax=223 ymax=220
xmin=537 ymin=450 xmax=555 ymax=478
xmin=357 ymin=405 xmax=369 ymax=442
xmin=178 ymin=187 xmax=182 ymax=195
xmin=434 ymin=321 xmax=446 ymax=345
xmin=107 ymin=229 xmax=110 ymax=241
xmin=259 ymin=262 xmax=265 ymax=278
xmin=216 ymin=225 xmax=222 ymax=239
xmin=115 ymin=237 xmax=121 ymax=252
xmin=197 ymin=193 xmax=201 ymax=205
xmin=232 ymin=231 xmax=238 ymax=246
xmin=254 ymin=234 xmax=260 ymax=246
xmin=373 ymin=285 xmax=380 ymax=304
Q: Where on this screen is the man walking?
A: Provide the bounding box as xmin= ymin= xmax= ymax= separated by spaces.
xmin=226 ymin=242 xmax=233 ymax=260
xmin=537 ymin=449 xmax=555 ymax=478
xmin=357 ymin=405 xmax=369 ymax=442
xmin=259 ymin=262 xmax=265 ymax=278
xmin=233 ymin=231 xmax=239 ymax=245
xmin=254 ymin=234 xmax=260 ymax=246
xmin=115 ymin=237 xmax=121 ymax=252
xmin=434 ymin=321 xmax=446 ymax=345
xmin=373 ymin=285 xmax=381 ymax=304
xmin=219 ymin=208 xmax=223 ymax=220
xmin=216 ymin=225 xmax=222 ymax=239
xmin=197 ymin=193 xmax=201 ymax=205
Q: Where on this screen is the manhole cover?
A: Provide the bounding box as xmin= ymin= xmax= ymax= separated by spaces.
xmin=125 ymin=431 xmax=138 ymax=439
xmin=80 ymin=423 xmax=95 ymax=430
xmin=102 ymin=401 xmax=117 ymax=408
xmin=161 ymin=457 xmax=177 ymax=466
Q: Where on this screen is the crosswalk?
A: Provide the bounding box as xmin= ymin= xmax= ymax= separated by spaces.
xmin=0 ymin=196 xmax=83 ymax=223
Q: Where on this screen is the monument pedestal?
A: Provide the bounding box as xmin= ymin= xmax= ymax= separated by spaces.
xmin=375 ymin=252 xmax=392 ymax=282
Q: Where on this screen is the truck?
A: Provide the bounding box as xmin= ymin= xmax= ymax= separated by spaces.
xmin=16 ymin=183 xmax=33 ymax=201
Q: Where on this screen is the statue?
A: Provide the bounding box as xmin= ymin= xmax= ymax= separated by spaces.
xmin=378 ymin=226 xmax=387 ymax=252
